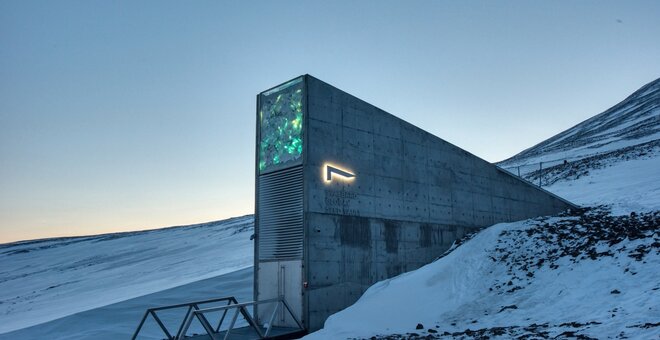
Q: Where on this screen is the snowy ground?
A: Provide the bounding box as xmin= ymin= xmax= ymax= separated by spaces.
xmin=549 ymin=153 xmax=660 ymax=215
xmin=0 ymin=268 xmax=253 ymax=340
xmin=307 ymin=208 xmax=659 ymax=340
xmin=0 ymin=216 xmax=253 ymax=334
xmin=497 ymin=77 xmax=660 ymax=214
xmin=498 ymin=77 xmax=659 ymax=170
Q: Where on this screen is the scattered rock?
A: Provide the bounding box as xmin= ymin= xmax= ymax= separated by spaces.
xmin=522 ymin=140 xmax=660 ymax=186
xmin=498 ymin=304 xmax=518 ymax=313
xmin=490 ymin=207 xmax=659 ymax=296
xmin=626 ymin=322 xmax=660 ymax=329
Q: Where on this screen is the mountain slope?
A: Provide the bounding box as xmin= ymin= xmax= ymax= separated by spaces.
xmin=499 ymin=77 xmax=660 ymax=167
xmin=0 ymin=216 xmax=254 ymax=334
xmin=0 ymin=268 xmax=254 ymax=340
xmin=497 ymin=78 xmax=660 ymax=214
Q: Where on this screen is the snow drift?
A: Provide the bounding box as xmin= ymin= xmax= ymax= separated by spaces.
xmin=307 ymin=208 xmax=659 ymax=339
xmin=0 ymin=216 xmax=254 ymax=334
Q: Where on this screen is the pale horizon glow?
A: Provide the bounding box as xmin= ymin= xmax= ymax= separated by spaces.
xmin=1 ymin=1 xmax=660 ymax=243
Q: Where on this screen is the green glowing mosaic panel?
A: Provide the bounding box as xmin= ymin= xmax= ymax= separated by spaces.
xmin=259 ymin=78 xmax=304 ymax=173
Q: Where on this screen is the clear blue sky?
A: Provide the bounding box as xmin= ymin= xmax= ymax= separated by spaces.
xmin=1 ymin=0 xmax=659 ymax=243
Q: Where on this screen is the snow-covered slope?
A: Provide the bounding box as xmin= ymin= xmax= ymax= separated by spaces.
xmin=307 ymin=80 xmax=660 ymax=339
xmin=308 ymin=208 xmax=659 ymax=339
xmin=496 ymin=78 xmax=660 ymax=214
xmin=548 ymin=154 xmax=660 ymax=215
xmin=0 ymin=216 xmax=254 ymax=334
xmin=499 ymin=77 xmax=660 ymax=168
xmin=0 ymin=268 xmax=254 ymax=340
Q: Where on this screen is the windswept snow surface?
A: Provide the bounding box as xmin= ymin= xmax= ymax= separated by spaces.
xmin=307 ymin=209 xmax=659 ymax=339
xmin=0 ymin=268 xmax=254 ymax=340
xmin=494 ymin=78 xmax=660 ymax=214
xmin=499 ymin=77 xmax=660 ymax=168
xmin=0 ymin=216 xmax=254 ymax=334
xmin=549 ymin=154 xmax=660 ymax=215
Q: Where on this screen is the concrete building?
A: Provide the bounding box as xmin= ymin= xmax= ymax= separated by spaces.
xmin=254 ymin=75 xmax=575 ymax=332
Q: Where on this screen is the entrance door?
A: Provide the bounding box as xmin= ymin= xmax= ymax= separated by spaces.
xmin=257 ymin=259 xmax=302 ymax=328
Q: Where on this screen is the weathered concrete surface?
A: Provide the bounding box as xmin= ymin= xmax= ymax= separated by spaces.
xmin=302 ymin=75 xmax=575 ymax=330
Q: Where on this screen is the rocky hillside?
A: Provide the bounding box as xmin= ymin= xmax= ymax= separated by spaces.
xmin=496 ymin=78 xmax=660 ymax=214
xmin=307 ymin=208 xmax=659 ymax=339
xmin=500 ymin=77 xmax=660 ymax=168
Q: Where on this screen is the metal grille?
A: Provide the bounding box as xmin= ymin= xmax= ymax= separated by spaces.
xmin=258 ymin=166 xmax=303 ymax=260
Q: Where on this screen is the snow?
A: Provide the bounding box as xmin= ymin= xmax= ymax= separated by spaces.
xmin=0 ymin=216 xmax=254 ymax=334
xmin=499 ymin=78 xmax=660 ymax=169
xmin=549 ymin=155 xmax=660 ymax=215
xmin=306 ymin=210 xmax=660 ymax=339
xmin=0 ymin=268 xmax=254 ymax=340
xmin=501 ymin=129 xmax=660 ymax=169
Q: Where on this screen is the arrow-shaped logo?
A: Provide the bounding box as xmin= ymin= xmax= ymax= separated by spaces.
xmin=326 ymin=165 xmax=355 ymax=182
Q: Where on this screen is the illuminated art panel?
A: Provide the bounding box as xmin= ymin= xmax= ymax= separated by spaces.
xmin=259 ymin=77 xmax=304 ymax=173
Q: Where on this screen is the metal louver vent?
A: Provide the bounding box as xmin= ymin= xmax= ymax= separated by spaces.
xmin=258 ymin=165 xmax=303 ymax=260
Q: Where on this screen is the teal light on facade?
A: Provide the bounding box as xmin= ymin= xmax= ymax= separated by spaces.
xmin=259 ymin=77 xmax=304 ymax=172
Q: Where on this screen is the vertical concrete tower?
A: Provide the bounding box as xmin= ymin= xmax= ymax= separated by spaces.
xmin=254 ymin=75 xmax=575 ymax=332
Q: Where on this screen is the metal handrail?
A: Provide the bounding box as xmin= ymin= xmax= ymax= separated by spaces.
xmin=131 ymin=296 xmax=239 ymax=340
xmin=177 ymin=297 xmax=304 ymax=340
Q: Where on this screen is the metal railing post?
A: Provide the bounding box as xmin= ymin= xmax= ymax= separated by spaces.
xmin=192 ymin=303 xmax=216 ymax=337
xmin=223 ymin=308 xmax=241 ymax=340
xmin=176 ymin=306 xmax=194 ymax=338
xmin=151 ymin=310 xmax=174 ymax=339
xmin=280 ymin=298 xmax=304 ymax=330
xmin=215 ymin=300 xmax=232 ymax=332
xmin=131 ymin=310 xmax=151 ymax=340
xmin=264 ymin=302 xmax=280 ymax=337
xmin=176 ymin=309 xmax=196 ymax=340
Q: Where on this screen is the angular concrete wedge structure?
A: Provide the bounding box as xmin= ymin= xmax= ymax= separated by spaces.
xmin=254 ymin=75 xmax=576 ymax=332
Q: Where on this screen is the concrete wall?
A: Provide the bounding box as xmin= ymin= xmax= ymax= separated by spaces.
xmin=302 ymin=75 xmax=574 ymax=330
